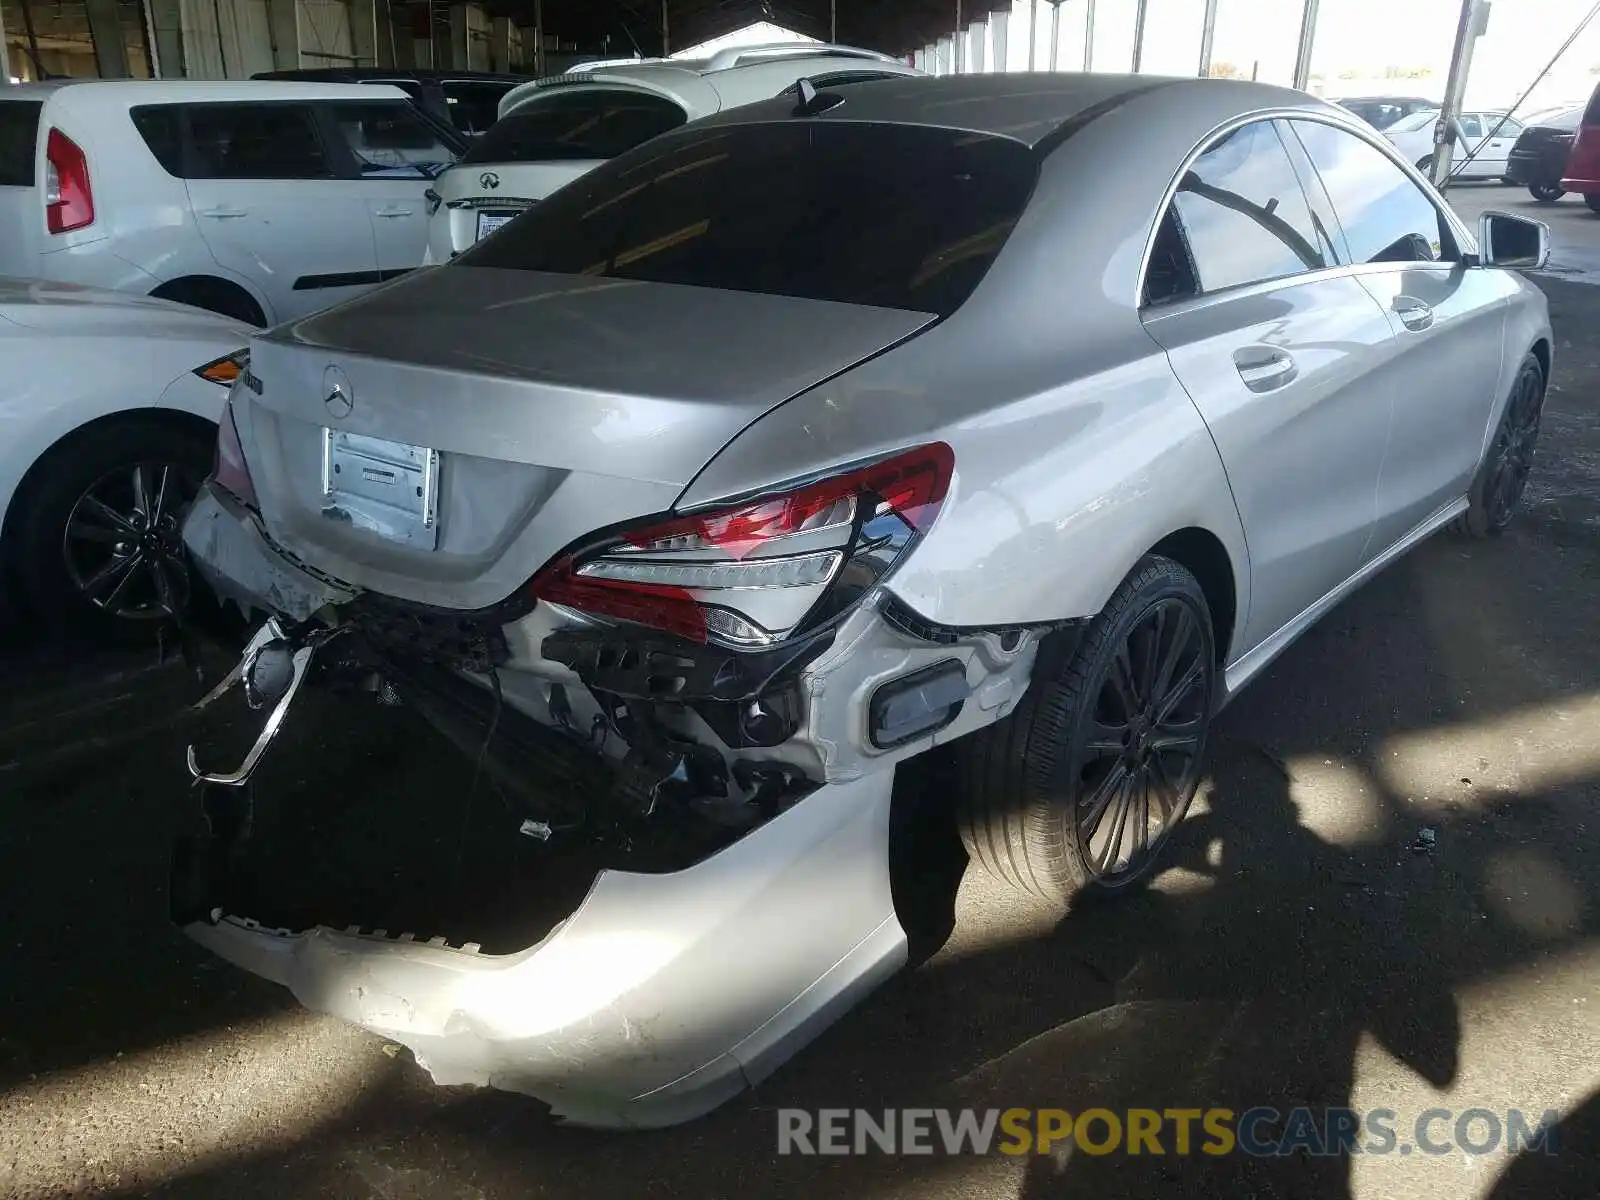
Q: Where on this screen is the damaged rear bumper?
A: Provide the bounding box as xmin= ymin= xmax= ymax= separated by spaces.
xmin=184 ymin=771 xmax=905 ymax=1129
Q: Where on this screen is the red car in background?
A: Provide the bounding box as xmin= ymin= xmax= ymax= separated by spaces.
xmin=1560 ymin=82 xmax=1600 ymax=209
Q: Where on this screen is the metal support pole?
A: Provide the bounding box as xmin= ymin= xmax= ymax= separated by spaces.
xmin=1431 ymin=0 xmax=1491 ymax=189
xmin=0 ymin=0 xmax=9 ymax=81
xmin=1028 ymin=0 xmax=1038 ymax=69
xmin=18 ymin=0 xmax=43 ymax=79
xmin=533 ymin=0 xmax=542 ymax=73
xmin=954 ymin=0 xmax=962 ymax=72
xmin=1048 ymin=0 xmax=1059 ymax=70
xmin=1132 ymin=0 xmax=1147 ymax=72
xmin=661 ymin=0 xmax=669 ymax=55
xmin=1083 ymin=0 xmax=1095 ymax=71
xmin=830 ymin=0 xmax=836 ymax=42
xmin=1291 ymin=0 xmax=1318 ymax=90
xmin=1198 ymin=0 xmax=1218 ymax=77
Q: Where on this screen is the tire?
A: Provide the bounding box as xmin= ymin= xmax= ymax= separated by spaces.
xmin=150 ymin=276 xmax=266 ymax=327
xmin=1529 ymin=184 xmax=1566 ymax=202
xmin=3 ymin=418 xmax=215 ymax=643
xmin=1453 ymin=351 xmax=1547 ymax=539
xmin=956 ymin=555 xmax=1217 ymax=907
xmin=1586 ymin=193 xmax=1600 ymax=213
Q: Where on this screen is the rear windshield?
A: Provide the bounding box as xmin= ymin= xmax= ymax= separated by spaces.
xmin=0 ymin=101 xmax=42 ymax=186
xmin=1541 ymin=106 xmax=1585 ymax=131
xmin=1387 ymin=110 xmax=1439 ymax=133
xmin=458 ymin=121 xmax=1038 ymax=317
xmin=460 ymin=88 xmax=687 ymax=164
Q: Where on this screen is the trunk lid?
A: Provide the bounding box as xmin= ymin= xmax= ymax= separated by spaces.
xmin=428 ymin=160 xmax=598 ymax=261
xmin=240 ymin=265 xmax=935 ymax=612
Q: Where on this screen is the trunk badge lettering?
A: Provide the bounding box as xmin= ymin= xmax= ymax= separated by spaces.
xmin=323 ymin=365 xmax=354 ymax=418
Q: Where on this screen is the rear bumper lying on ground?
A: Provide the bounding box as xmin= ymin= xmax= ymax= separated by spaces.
xmin=186 ymin=769 xmax=907 ymax=1128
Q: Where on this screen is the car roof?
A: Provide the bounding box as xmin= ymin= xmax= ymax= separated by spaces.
xmin=684 ymin=72 xmax=1328 ymax=150
xmin=6 ymin=79 xmax=411 ymax=103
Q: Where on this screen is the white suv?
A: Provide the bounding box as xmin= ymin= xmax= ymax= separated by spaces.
xmin=422 ymin=43 xmax=922 ymax=264
xmin=0 ymin=80 xmax=464 ymax=327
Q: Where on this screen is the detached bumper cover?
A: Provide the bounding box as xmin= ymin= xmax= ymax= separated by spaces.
xmin=184 ymin=771 xmax=906 ymax=1129
xmin=183 ymin=483 xmax=356 ymax=621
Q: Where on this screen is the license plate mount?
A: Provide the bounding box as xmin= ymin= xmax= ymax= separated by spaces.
xmin=320 ymin=429 xmax=440 ymax=550
xmin=476 ymin=210 xmax=517 ymax=241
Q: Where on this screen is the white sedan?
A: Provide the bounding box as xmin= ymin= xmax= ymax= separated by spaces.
xmin=1385 ymin=109 xmax=1525 ymax=178
xmin=0 ymin=278 xmax=251 ymax=640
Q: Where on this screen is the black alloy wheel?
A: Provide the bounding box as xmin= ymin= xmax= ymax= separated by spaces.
xmin=62 ymin=460 xmax=202 ymax=621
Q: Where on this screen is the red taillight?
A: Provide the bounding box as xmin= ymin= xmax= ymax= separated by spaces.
xmin=532 ymin=443 xmax=955 ymax=646
xmin=44 ymin=128 xmax=94 ymax=235
xmin=213 ymin=397 xmax=259 ymax=508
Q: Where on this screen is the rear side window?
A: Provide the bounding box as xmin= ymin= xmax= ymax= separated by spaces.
xmin=1544 ymin=108 xmax=1584 ymax=131
xmin=443 ymin=81 xmax=512 ymax=137
xmin=1584 ymin=85 xmax=1600 ymax=126
xmin=325 ymin=101 xmax=457 ymax=177
xmin=460 ymin=89 xmax=687 ymax=164
xmin=1290 ymin=119 xmax=1450 ymax=264
xmin=131 ymin=106 xmax=184 ymax=175
xmin=1167 ymin=120 xmax=1333 ymax=295
xmin=0 ymin=101 xmax=42 ymax=186
xmin=185 ymin=103 xmax=333 ymax=179
xmin=459 ymin=122 xmax=1038 ymax=317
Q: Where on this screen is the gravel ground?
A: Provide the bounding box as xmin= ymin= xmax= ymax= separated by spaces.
xmin=2 ymin=193 xmax=1599 ymax=1200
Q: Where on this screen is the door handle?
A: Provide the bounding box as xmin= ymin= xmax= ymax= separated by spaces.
xmin=373 ymin=207 xmax=414 ymax=218
xmin=1393 ymin=296 xmax=1435 ymax=331
xmin=1232 ymin=346 xmax=1298 ymax=393
xmin=198 ymin=208 xmax=248 ymax=219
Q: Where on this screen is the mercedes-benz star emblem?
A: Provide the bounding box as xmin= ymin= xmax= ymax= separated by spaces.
xmin=480 ymin=171 xmax=500 ymax=190
xmin=323 ymin=365 xmax=353 ymax=419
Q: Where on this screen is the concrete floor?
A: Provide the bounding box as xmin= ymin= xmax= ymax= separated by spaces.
xmin=3 ymin=191 xmax=1600 ymax=1199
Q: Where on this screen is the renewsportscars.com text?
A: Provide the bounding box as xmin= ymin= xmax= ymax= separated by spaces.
xmin=776 ymin=1106 xmax=1561 ymax=1158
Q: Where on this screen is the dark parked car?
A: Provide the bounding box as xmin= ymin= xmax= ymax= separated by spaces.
xmin=1331 ymin=95 xmax=1438 ymax=130
xmin=251 ymin=68 xmax=526 ymax=138
xmin=1507 ymin=106 xmax=1583 ymax=201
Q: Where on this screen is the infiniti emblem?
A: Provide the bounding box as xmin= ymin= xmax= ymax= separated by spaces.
xmin=480 ymin=171 xmax=500 ymax=189
xmin=323 ymin=365 xmax=353 ymax=419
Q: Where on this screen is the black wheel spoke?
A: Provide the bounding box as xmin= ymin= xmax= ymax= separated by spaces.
xmin=1109 ymin=643 xmax=1141 ymax=719
xmin=65 ymin=518 xmax=125 ymax=546
xmin=81 ymin=552 xmax=139 ymax=598
xmin=1137 ymin=607 xmax=1165 ymax=703
xmin=79 ymin=494 xmax=137 ymax=536
xmin=1151 ymin=604 xmax=1195 ymax=701
xmin=1132 ymin=774 xmax=1151 ymax=859
xmin=1096 ymin=775 xmax=1136 ymax=873
xmin=1150 ymin=723 xmax=1203 ymax=755
xmin=1148 ymin=753 xmax=1180 ymax=819
xmin=1080 ymin=760 xmax=1129 ymax=839
xmin=1083 ymin=719 xmax=1130 ymax=759
xmin=149 ymin=465 xmax=173 ymax=524
xmin=131 ymin=465 xmax=152 ymax=521
xmin=99 ymin=555 xmax=143 ymax=610
xmin=1154 ymin=655 xmax=1206 ymax=725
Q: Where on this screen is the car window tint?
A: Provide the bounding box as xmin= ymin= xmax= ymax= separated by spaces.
xmin=327 ymin=101 xmax=457 ymax=178
xmin=368 ymin=78 xmax=427 ymax=103
xmin=1290 ymin=119 xmax=1449 ymax=264
xmin=1144 ymin=209 xmax=1199 ymax=306
xmin=459 ymin=122 xmax=1038 ymax=317
xmin=443 ymin=82 xmax=512 ymax=136
xmin=185 ymin=103 xmax=333 ymax=179
xmin=461 ymin=89 xmax=688 ymax=164
xmin=0 ymin=100 xmax=42 ymax=186
xmin=1169 ymin=120 xmax=1331 ymax=294
xmin=130 ymin=105 xmax=185 ymax=176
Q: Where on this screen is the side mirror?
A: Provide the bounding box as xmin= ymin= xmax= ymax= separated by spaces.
xmin=1478 ymin=211 xmax=1550 ymax=270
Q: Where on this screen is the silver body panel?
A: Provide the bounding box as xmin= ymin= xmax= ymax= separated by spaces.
xmin=184 ymin=73 xmax=1554 ymax=1127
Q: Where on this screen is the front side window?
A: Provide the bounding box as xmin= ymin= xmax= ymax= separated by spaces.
xmin=185 ymin=103 xmax=333 ymax=180
xmin=326 ymin=102 xmax=457 ymax=178
xmin=1459 ymin=115 xmax=1483 ymax=139
xmin=1167 ymin=119 xmax=1332 ymax=295
xmin=461 ymin=89 xmax=688 ymax=165
xmin=1290 ymin=119 xmax=1451 ymax=265
xmin=458 ymin=121 xmax=1038 ymax=318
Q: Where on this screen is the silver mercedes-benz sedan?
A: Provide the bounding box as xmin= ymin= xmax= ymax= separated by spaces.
xmin=175 ymin=72 xmax=1552 ymax=1128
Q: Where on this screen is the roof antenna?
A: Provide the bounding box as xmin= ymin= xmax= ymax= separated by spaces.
xmin=792 ymin=77 xmax=844 ymax=116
